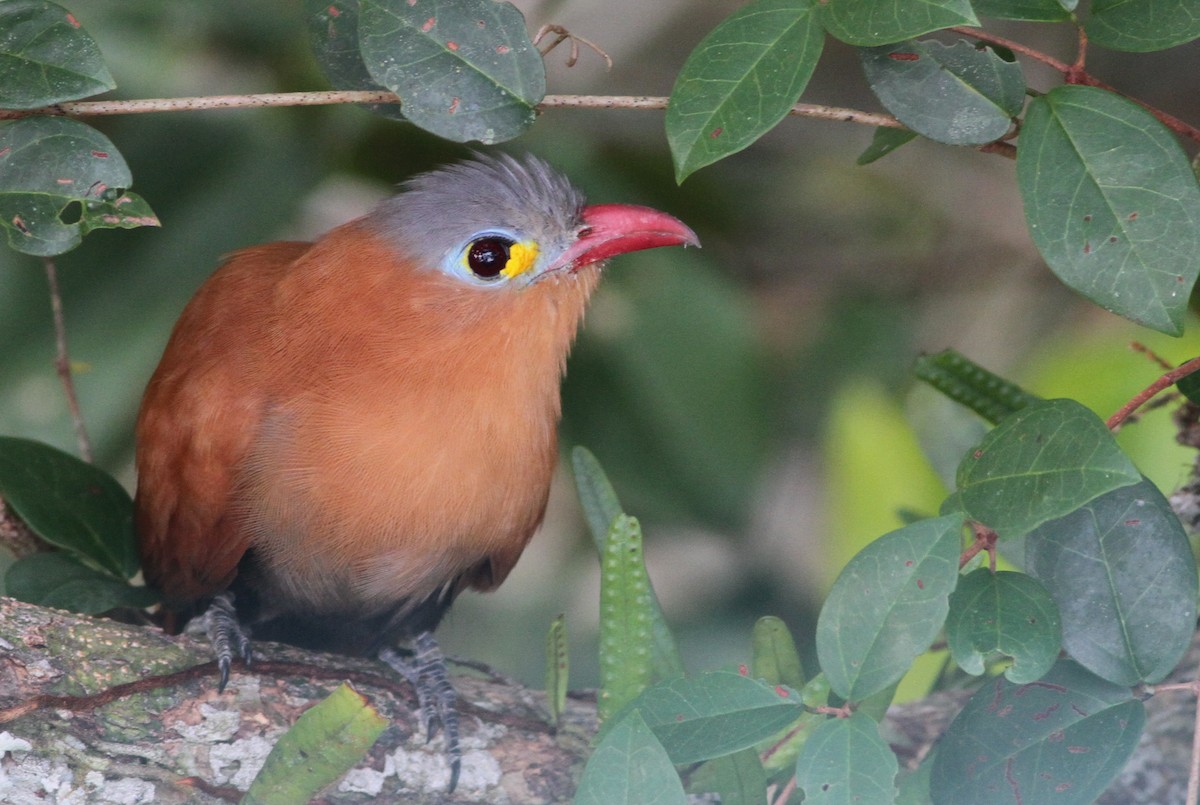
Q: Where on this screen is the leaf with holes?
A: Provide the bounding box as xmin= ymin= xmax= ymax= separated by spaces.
xmin=932 ymin=660 xmax=1144 ymax=805
xmin=946 ymin=569 xmax=1061 ymax=684
xmin=860 ymin=40 xmax=1023 ymax=146
xmin=666 ymin=0 xmax=824 ymax=182
xmin=816 ymin=514 xmax=962 ymax=701
xmin=358 ymin=0 xmax=543 ymax=144
xmin=0 ymin=117 xmax=158 ymax=256
xmin=821 ymin=0 xmax=978 ymax=46
xmin=1017 ymin=85 xmax=1200 ymax=334
xmin=1026 ymin=477 xmax=1197 ymax=685
xmin=0 ymin=0 xmax=115 ymax=109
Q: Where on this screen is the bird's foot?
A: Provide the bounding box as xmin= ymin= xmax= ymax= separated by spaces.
xmin=204 ymin=591 xmax=252 ymax=693
xmin=379 ymin=632 xmax=461 ymax=792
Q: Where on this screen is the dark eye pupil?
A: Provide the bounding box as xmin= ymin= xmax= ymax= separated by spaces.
xmin=467 ymin=237 xmax=511 ymax=278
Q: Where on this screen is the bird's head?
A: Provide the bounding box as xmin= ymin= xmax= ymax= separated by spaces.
xmin=372 ymin=153 xmax=698 ymax=289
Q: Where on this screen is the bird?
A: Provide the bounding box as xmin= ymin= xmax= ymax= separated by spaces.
xmin=133 ymin=152 xmax=698 ymax=789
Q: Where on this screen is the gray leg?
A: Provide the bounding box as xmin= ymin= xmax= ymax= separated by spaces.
xmin=380 ymin=632 xmax=461 ymax=792
xmin=204 ymin=591 xmax=252 ymax=693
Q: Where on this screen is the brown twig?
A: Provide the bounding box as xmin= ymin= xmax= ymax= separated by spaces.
xmin=960 ymin=523 xmax=998 ymax=571
xmin=1107 ymin=355 xmax=1200 ymax=431
xmin=43 ymin=257 xmax=92 ymax=463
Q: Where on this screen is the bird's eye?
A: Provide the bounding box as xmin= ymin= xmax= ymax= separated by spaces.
xmin=466 ymin=237 xmax=513 ymax=279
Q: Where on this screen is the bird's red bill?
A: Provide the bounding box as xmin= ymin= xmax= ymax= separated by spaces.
xmin=549 ymin=204 xmax=699 ymax=272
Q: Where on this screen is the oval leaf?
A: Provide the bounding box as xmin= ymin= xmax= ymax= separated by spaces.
xmin=972 ymin=0 xmax=1072 ymax=21
xmin=931 ymin=660 xmax=1145 ymax=805
xmin=243 ymin=683 xmax=388 ymax=805
xmin=795 ymin=712 xmax=899 ymax=805
xmin=816 ymin=514 xmax=963 ymax=701
xmin=952 ymin=399 xmax=1141 ymax=539
xmin=1017 ymin=85 xmax=1200 ymax=334
xmin=0 ymin=0 xmax=115 ymax=109
xmin=574 ymin=709 xmax=687 ymax=805
xmin=635 ymin=671 xmax=803 ymax=764
xmin=0 ymin=436 xmax=137 ymax=578
xmin=5 ymin=552 xmax=157 ymax=614
xmin=358 ymin=0 xmax=544 ymax=144
xmin=860 ymin=39 xmax=1023 ymax=146
xmin=304 ymin=0 xmax=405 ymax=120
xmin=1025 ymin=477 xmax=1197 ymax=685
xmin=1085 ymin=0 xmax=1200 ymax=52
xmin=666 ymin=0 xmax=824 ymax=182
xmin=0 ymin=117 xmax=159 ymax=256
xmin=821 ymin=0 xmax=978 ymax=46
xmin=946 ymin=569 xmax=1061 ymax=684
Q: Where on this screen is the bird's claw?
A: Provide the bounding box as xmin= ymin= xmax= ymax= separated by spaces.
xmin=380 ymin=633 xmax=461 ymax=792
xmin=205 ymin=591 xmax=252 ymax=693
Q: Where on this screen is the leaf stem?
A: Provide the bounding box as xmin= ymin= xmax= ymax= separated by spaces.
xmin=43 ymin=257 xmax=92 ymax=463
xmin=1107 ymin=354 xmax=1200 ymax=431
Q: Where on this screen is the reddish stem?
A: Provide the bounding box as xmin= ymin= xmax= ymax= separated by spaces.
xmin=960 ymin=523 xmax=998 ymax=570
xmin=1108 ymin=355 xmax=1200 ymax=431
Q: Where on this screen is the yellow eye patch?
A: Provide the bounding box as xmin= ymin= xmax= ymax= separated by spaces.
xmin=500 ymin=240 xmax=539 ymax=279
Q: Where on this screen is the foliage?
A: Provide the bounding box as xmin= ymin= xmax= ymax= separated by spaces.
xmin=2 ymin=0 xmax=1200 ymax=802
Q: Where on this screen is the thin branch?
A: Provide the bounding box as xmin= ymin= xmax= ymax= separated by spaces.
xmin=1107 ymin=354 xmax=1200 ymax=431
xmin=1190 ymin=677 xmax=1200 ymax=805
xmin=43 ymin=257 xmax=92 ymax=463
xmin=0 ymin=91 xmax=907 ymax=131
xmin=949 ymin=26 xmax=1072 ymax=73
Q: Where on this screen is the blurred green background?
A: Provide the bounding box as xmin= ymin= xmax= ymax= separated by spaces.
xmin=3 ymin=0 xmax=1199 ymax=695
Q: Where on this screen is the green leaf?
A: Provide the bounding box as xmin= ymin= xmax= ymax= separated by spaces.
xmin=5 ymin=552 xmax=156 ymax=614
xmin=0 ymin=437 xmax=138 ymax=578
xmin=913 ymin=349 xmax=1040 ymax=425
xmin=758 ymin=673 xmax=831 ymax=773
xmin=1085 ymin=0 xmax=1200 ymax=52
xmin=820 ymin=0 xmax=978 ymax=46
xmin=860 ymin=40 xmax=1023 ymax=146
xmin=1017 ymin=85 xmax=1200 ymax=335
xmin=795 ymin=712 xmax=900 ymax=805
xmin=816 ymin=514 xmax=963 ymax=701
xmin=751 ymin=615 xmax=805 ymax=688
xmin=952 ymin=399 xmax=1141 ymax=539
xmin=572 ymin=446 xmax=684 ymax=679
xmin=545 ymin=614 xmax=568 ymax=726
xmin=575 ymin=709 xmax=687 ymax=805
xmin=856 ymin=126 xmax=917 ymax=165
xmin=635 ymin=671 xmax=803 ymax=764
xmin=0 ymin=117 xmax=159 ymax=256
xmin=666 ymin=0 xmax=824 ymax=182
xmin=597 ymin=514 xmax=656 ymax=722
xmin=304 ymin=0 xmax=404 ymax=120
xmin=242 ymin=683 xmax=388 ymax=805
xmin=931 ymin=660 xmax=1144 ymax=805
xmin=946 ymin=569 xmax=1061 ymax=683
xmin=1026 ymin=477 xmax=1197 ymax=685
xmin=687 ymin=748 xmax=767 ymax=805
xmin=971 ymin=0 xmax=1072 ymax=21
xmin=358 ymin=0 xmax=544 ymax=144
xmin=0 ymin=0 xmax=115 ymax=109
